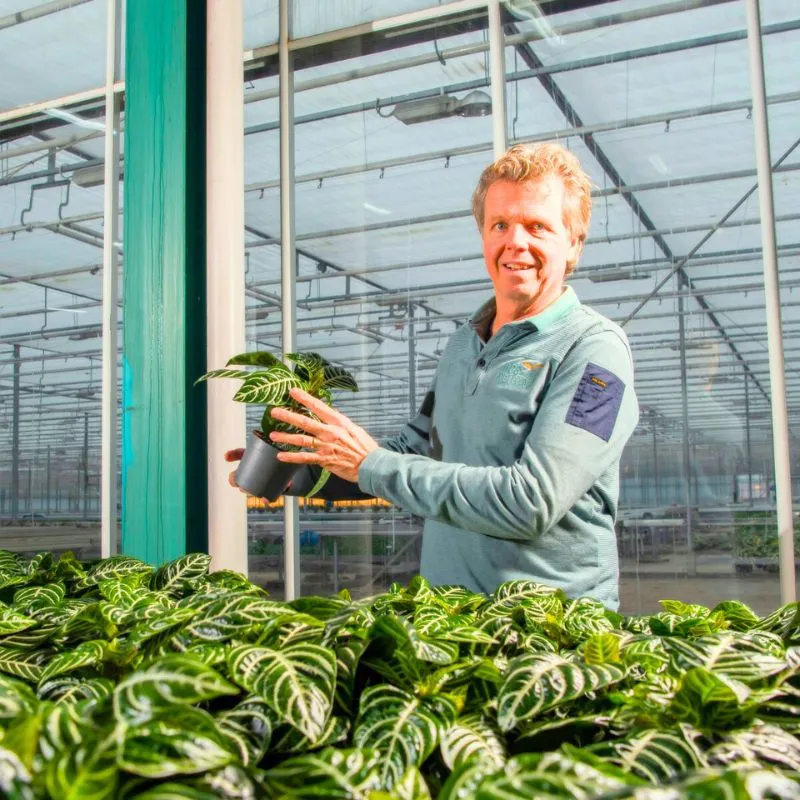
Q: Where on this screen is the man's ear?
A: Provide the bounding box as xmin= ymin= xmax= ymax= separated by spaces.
xmin=566 ymin=237 xmax=583 ymax=271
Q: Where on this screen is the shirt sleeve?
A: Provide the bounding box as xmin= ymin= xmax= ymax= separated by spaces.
xmin=357 ymin=329 xmax=639 ymax=541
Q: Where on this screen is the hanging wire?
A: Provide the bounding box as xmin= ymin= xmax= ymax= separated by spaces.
xmin=511 ymin=50 xmax=520 ymax=141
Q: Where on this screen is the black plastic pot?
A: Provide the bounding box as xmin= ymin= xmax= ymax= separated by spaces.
xmin=235 ymin=430 xmax=300 ymax=501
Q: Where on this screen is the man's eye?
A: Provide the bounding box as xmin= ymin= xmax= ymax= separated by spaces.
xmin=494 ymin=222 xmax=507 ymax=231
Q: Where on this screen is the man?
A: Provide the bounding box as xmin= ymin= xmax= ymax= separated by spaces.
xmin=228 ymin=142 xmax=639 ymax=609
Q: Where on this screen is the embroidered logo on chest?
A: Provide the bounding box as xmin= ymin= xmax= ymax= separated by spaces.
xmin=495 ymin=359 xmax=545 ymax=389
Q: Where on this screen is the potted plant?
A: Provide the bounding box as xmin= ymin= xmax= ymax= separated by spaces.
xmin=196 ymin=351 xmax=358 ymax=500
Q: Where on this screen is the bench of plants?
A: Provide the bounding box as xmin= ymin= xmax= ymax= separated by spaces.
xmin=0 ymin=549 xmax=797 ymax=798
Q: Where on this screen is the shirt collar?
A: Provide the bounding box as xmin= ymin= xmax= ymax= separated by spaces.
xmin=469 ymin=285 xmax=580 ymax=338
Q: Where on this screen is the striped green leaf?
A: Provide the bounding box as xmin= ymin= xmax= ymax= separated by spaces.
xmin=334 ymin=638 xmax=368 ymax=717
xmin=429 ymin=584 xmax=486 ymax=614
xmin=0 ymin=674 xmax=37 ymax=721
xmin=289 ymin=595 xmax=351 ymax=621
xmin=669 ymin=667 xmax=754 ymax=730
xmin=322 ymin=365 xmax=359 ymax=392
xmin=663 ymin=631 xmax=787 ymax=683
xmin=227 ymin=351 xmax=285 ymax=368
xmin=98 ymin=578 xmax=145 ymax=607
xmin=25 ymin=552 xmax=54 ymax=576
xmin=233 ymin=368 xmax=303 ymax=405
xmin=13 ymin=583 xmax=65 ymax=614
xmin=183 ymin=595 xmax=295 ymax=642
xmin=484 ymin=580 xmax=566 ymax=615
xmin=441 ymin=752 xmax=635 ymax=800
xmin=496 ymin=653 xmax=624 ymax=731
xmin=182 ymin=643 xmax=229 ymax=667
xmin=0 ymin=573 xmax=29 ymax=591
xmin=584 ymin=727 xmax=705 ymax=782
xmin=0 ymin=646 xmax=50 ymax=682
xmin=0 ymin=550 xmax=23 ymax=576
xmin=0 ymin=605 xmax=36 ymax=636
xmin=0 ymin=746 xmax=34 ymax=800
xmin=621 ymin=634 xmax=669 ymax=675
xmin=675 ymin=768 xmax=800 ymax=799
xmin=440 ymin=711 xmax=506 ymax=770
xmin=270 ymin=714 xmax=350 ymax=755
xmin=86 ymin=555 xmax=153 ymax=584
xmin=0 ymin=623 xmax=59 ymax=650
xmin=120 ymin=707 xmax=235 ymax=778
xmin=286 ymin=351 xmax=326 ymax=377
xmin=353 ymin=685 xmax=458 ymax=789
xmin=438 ymin=758 xmax=497 ymax=800
xmin=514 ymin=712 xmax=614 ymax=749
xmin=561 ymin=598 xmax=615 ymax=644
xmin=39 ymin=639 xmax=107 ymax=682
xmin=44 ymin=733 xmax=119 ymax=800
xmin=151 ymin=553 xmax=212 ymax=593
xmin=227 ymin=643 xmax=336 ymax=741
xmin=711 ymin=600 xmax=761 ymax=631
xmin=413 ymin=606 xmax=493 ymax=644
xmin=263 ymin=747 xmax=382 ymax=799
xmin=369 ymin=615 xmax=458 ymax=665
xmin=754 ymin=601 xmax=800 ymax=642
xmin=393 ymin=766 xmax=432 ymax=800
xmin=38 ymin=701 xmax=89 ymax=761
xmin=38 ymin=676 xmax=114 ymax=705
xmin=582 ymin=632 xmax=622 ymax=665
xmin=708 ymin=723 xmax=800 ymax=772
xmin=217 ymin=696 xmax=275 ymax=766
xmin=113 ymin=655 xmax=239 ymax=724
xmin=194 ymin=368 xmax=251 ymax=384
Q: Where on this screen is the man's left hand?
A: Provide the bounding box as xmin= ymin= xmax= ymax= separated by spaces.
xmin=269 ymin=388 xmax=379 ymax=483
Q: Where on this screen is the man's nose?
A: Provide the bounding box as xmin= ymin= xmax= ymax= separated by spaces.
xmin=504 ymin=223 xmax=530 ymax=250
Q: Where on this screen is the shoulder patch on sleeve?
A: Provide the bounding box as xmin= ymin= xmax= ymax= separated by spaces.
xmin=565 ymin=363 xmax=625 ymax=442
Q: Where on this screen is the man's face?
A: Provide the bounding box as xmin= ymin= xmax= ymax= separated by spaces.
xmin=481 ymin=176 xmax=581 ymax=318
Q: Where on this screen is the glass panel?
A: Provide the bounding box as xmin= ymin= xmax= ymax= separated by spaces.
xmin=244 ymin=0 xmax=279 ymax=48
xmin=243 ymin=65 xmax=283 ymax=596
xmin=287 ymin=9 xmax=492 ymax=599
xmin=0 ymin=0 xmax=107 ymax=110
xmin=292 ymin=0 xmax=452 ymax=39
xmin=0 ymin=30 xmax=114 ymax=559
xmin=501 ymin=0 xmax=790 ymax=613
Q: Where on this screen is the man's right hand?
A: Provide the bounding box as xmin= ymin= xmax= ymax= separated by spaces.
xmin=224 ymin=449 xmax=246 ymax=491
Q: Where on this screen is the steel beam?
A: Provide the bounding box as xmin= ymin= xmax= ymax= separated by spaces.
xmin=745 ymin=0 xmax=795 ymax=603
xmin=101 ymin=0 xmax=122 ymax=558
xmin=122 ymin=0 xmax=207 ymax=562
xmin=279 ymin=0 xmax=300 ymax=601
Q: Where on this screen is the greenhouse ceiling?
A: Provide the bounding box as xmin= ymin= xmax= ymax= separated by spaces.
xmin=0 ymin=0 xmax=798 ymax=477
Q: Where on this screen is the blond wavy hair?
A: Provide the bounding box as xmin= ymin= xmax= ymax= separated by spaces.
xmin=472 ymin=142 xmax=593 ymax=273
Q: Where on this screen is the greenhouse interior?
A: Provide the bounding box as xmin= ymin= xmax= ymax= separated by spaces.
xmin=1 ymin=0 xmax=800 ymax=797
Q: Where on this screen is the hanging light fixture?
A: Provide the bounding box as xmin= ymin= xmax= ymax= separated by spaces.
xmin=389 ymin=90 xmax=492 ymax=125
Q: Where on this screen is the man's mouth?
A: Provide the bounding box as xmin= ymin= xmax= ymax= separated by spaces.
xmin=502 ymin=263 xmax=536 ymax=272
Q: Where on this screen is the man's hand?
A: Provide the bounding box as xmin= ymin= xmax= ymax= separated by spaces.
xmin=270 ymin=388 xmax=379 ymax=483
xmin=224 ymin=448 xmax=247 ymax=492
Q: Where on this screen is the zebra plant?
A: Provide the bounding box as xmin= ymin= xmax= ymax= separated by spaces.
xmin=196 ymin=350 xmax=358 ymax=499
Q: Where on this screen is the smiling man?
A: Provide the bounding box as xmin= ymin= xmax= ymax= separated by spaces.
xmin=230 ymin=142 xmax=639 ymax=609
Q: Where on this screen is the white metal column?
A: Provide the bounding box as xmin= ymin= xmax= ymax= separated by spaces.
xmin=487 ymin=0 xmax=507 ymax=158
xmin=745 ymin=0 xmax=796 ymax=603
xmin=207 ymin=0 xmax=248 ymax=573
xmin=280 ymin=0 xmax=301 ymax=600
xmin=100 ymin=0 xmax=122 ymax=557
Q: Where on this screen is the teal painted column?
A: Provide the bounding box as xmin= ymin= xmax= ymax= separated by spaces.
xmin=122 ymin=0 xmax=207 ymax=562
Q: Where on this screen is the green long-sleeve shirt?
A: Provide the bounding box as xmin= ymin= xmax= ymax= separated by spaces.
xmin=357 ymin=287 xmax=639 ymax=609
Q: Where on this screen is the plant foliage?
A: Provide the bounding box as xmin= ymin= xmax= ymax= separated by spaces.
xmin=0 ymin=549 xmax=798 ymax=798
